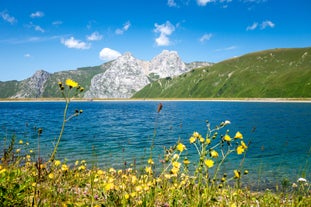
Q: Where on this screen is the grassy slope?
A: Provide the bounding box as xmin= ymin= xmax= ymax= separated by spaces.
xmin=133 ymin=47 xmax=311 ymax=98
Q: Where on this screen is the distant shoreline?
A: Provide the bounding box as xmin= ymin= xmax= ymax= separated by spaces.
xmin=1 ymin=98 xmax=311 ymax=103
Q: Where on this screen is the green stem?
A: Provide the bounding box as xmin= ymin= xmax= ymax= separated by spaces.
xmin=49 ymin=98 xmax=69 ymax=163
xmin=213 ymin=148 xmax=234 ymax=180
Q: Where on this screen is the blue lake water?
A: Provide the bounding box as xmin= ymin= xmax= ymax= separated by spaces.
xmin=0 ymin=101 xmax=310 ymax=190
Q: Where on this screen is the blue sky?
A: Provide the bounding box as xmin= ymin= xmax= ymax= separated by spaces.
xmin=0 ymin=0 xmax=310 ymax=81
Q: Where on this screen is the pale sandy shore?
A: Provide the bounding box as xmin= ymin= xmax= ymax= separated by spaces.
xmin=1 ymin=98 xmax=311 ymax=103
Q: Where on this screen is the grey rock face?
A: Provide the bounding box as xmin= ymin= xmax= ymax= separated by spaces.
xmin=85 ymin=50 xmax=210 ymax=98
xmin=13 ymin=70 xmax=50 ymax=98
xmin=84 ymin=53 xmax=150 ymax=98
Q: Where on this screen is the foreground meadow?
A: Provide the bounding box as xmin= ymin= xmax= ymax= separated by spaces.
xmin=1 ymin=80 xmax=310 ymax=206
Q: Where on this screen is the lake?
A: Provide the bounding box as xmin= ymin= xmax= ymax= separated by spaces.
xmin=0 ymin=100 xmax=310 ymax=190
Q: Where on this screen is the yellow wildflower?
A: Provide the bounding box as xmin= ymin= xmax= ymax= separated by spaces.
xmin=78 ymin=165 xmax=86 ymax=171
xmin=210 ymin=150 xmax=219 ymax=158
xmin=234 ymin=131 xmax=243 ymax=139
xmin=75 ymin=160 xmax=79 ymax=166
xmin=19 ymin=140 xmax=23 ymax=144
xmin=29 ymin=149 xmax=33 ymax=153
xmin=48 ymin=173 xmax=54 ymax=179
xmin=171 ymin=167 xmax=179 ymax=175
xmin=205 ymin=138 xmax=211 ymax=145
xmin=145 ymin=166 xmax=152 ymax=174
xmin=193 ymin=131 xmax=200 ymax=138
xmin=204 ymin=159 xmax=214 ymax=168
xmin=124 ymin=193 xmax=130 ymax=200
xmin=183 ymin=158 xmax=190 ymax=165
xmin=61 ymin=164 xmax=69 ymax=172
xmin=16 ymin=148 xmax=21 ymax=153
xmin=148 ymin=158 xmax=154 ymax=165
xmin=0 ymin=168 xmax=7 ymax=174
xmin=237 ymin=145 xmax=245 ymax=155
xmin=54 ymin=160 xmax=61 ymax=167
xmin=172 ymin=161 xmax=181 ymax=169
xmin=109 ymin=168 xmax=116 ymax=174
xmin=97 ymin=169 xmax=104 ymax=175
xmin=189 ymin=136 xmax=196 ymax=144
xmin=199 ymin=135 xmax=205 ymax=143
xmin=105 ymin=183 xmax=114 ymax=191
xmin=176 ymin=143 xmax=186 ymax=152
xmin=65 ymin=79 xmax=78 ymax=88
xmin=223 ymin=134 xmax=231 ymax=142
xmin=234 ymin=170 xmax=240 ymax=179
xmin=241 ymin=141 xmax=248 ymax=149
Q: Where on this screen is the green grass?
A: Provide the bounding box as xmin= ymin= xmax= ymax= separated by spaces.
xmin=133 ymin=47 xmax=311 ymax=98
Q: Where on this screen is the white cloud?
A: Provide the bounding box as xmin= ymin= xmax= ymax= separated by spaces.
xmin=24 ymin=53 xmax=31 ymax=58
xmin=154 ymin=21 xmax=175 ymax=46
xmin=61 ymin=37 xmax=91 ymax=49
xmin=0 ymin=10 xmax=17 ymax=24
xmin=246 ymin=22 xmax=258 ymax=31
xmin=199 ymin=33 xmax=213 ymax=43
xmin=261 ymin=20 xmax=275 ymax=29
xmin=115 ymin=21 xmax=131 ymax=35
xmin=215 ymin=45 xmax=237 ymax=51
xmin=99 ymin=48 xmax=121 ymax=61
xmin=30 ymin=11 xmax=44 ymax=18
xmin=27 ymin=22 xmax=45 ymax=33
xmin=52 ymin=21 xmax=63 ymax=26
xmin=247 ymin=20 xmax=275 ymax=31
xmin=167 ymin=0 xmax=177 ymax=7
xmin=87 ymin=32 xmax=103 ymax=41
xmin=197 ymin=0 xmax=215 ymax=6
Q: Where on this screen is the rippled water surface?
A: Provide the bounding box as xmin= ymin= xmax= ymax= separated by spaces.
xmin=1 ymin=101 xmax=310 ymax=189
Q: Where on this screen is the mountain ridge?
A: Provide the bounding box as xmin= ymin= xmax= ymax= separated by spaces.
xmin=0 ymin=50 xmax=211 ymax=98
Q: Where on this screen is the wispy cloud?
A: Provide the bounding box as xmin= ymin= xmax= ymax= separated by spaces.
xmin=30 ymin=11 xmax=44 ymax=18
xmin=197 ymin=0 xmax=215 ymax=6
xmin=167 ymin=0 xmax=177 ymax=7
xmin=0 ymin=10 xmax=17 ymax=24
xmin=24 ymin=53 xmax=31 ymax=58
xmin=87 ymin=32 xmax=103 ymax=41
xmin=61 ymin=37 xmax=91 ymax=49
xmin=246 ymin=20 xmax=275 ymax=31
xmin=215 ymin=45 xmax=237 ymax=51
xmin=52 ymin=21 xmax=63 ymax=26
xmin=27 ymin=22 xmax=45 ymax=33
xmin=199 ymin=33 xmax=213 ymax=43
xmin=154 ymin=21 xmax=175 ymax=46
xmin=99 ymin=48 xmax=121 ymax=61
xmin=260 ymin=20 xmax=275 ymax=29
xmin=246 ymin=22 xmax=258 ymax=31
xmin=197 ymin=0 xmax=232 ymax=6
xmin=115 ymin=21 xmax=131 ymax=35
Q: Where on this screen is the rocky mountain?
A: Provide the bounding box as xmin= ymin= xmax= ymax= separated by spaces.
xmin=0 ymin=50 xmax=211 ymax=99
xmin=85 ymin=50 xmax=211 ymax=98
xmin=12 ymin=70 xmax=50 ymax=98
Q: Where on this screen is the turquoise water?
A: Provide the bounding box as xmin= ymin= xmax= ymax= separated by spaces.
xmin=1 ymin=101 xmax=310 ymax=190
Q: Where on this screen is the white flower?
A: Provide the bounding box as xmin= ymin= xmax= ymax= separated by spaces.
xmin=297 ymin=178 xmax=307 ymax=183
xmin=224 ymin=120 xmax=231 ymax=125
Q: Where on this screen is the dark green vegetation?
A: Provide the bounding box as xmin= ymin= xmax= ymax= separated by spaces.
xmin=0 ymin=81 xmax=19 ymax=98
xmin=133 ymin=47 xmax=311 ymax=98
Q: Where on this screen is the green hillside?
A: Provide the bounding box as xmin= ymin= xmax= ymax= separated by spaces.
xmin=133 ymin=47 xmax=311 ymax=98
